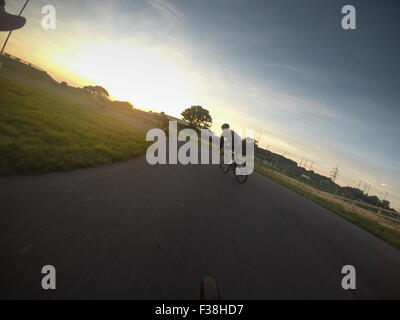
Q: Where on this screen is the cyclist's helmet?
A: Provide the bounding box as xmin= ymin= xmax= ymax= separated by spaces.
xmin=221 ymin=123 xmax=230 ymax=129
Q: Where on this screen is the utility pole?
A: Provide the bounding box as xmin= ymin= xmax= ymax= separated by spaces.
xmin=379 ymin=191 xmax=388 ymax=208
xmin=257 ymin=131 xmax=262 ymax=146
xmin=330 ymin=165 xmax=339 ymax=183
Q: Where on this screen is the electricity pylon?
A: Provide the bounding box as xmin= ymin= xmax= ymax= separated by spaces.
xmin=330 ymin=165 xmax=339 ymax=183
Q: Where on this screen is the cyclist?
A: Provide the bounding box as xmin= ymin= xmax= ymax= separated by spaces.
xmin=220 ymin=123 xmax=243 ymax=166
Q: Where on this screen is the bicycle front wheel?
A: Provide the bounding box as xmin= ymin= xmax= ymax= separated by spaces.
xmin=234 ymin=164 xmax=248 ymax=184
xmin=235 ymin=174 xmax=248 ymax=184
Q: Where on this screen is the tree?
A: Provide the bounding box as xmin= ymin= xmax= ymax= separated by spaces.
xmin=381 ymin=200 xmax=391 ymax=210
xmin=181 ymin=105 xmax=212 ymax=129
xmin=365 ymin=195 xmax=380 ymax=207
xmin=94 ymin=85 xmax=109 ymax=98
xmin=83 ymin=85 xmax=93 ymax=94
xmin=83 ymin=85 xmax=109 ymax=98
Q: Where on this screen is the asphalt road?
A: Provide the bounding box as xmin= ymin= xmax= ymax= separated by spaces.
xmin=1 ymin=145 xmax=400 ymax=299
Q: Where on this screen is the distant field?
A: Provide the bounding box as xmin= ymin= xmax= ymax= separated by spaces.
xmin=107 ymin=102 xmax=159 ymax=127
xmin=0 ymin=75 xmax=149 ymax=176
xmin=255 ymin=162 xmax=400 ymax=250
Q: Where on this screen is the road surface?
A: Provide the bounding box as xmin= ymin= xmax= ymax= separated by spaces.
xmin=1 ymin=145 xmax=400 ymax=299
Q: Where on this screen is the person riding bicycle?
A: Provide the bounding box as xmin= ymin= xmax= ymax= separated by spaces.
xmin=220 ymin=123 xmax=243 ymax=165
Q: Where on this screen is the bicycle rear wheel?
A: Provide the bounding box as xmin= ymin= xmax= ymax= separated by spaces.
xmin=219 ymin=154 xmax=230 ymax=173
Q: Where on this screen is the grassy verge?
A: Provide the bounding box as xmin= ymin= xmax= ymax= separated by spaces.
xmin=0 ymin=75 xmax=149 ymax=176
xmin=107 ymin=103 xmax=159 ymax=127
xmin=255 ymin=163 xmax=400 ymax=250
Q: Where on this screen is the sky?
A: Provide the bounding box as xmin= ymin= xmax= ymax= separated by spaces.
xmin=2 ymin=0 xmax=400 ymax=208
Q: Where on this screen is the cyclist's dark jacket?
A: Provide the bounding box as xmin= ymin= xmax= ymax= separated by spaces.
xmin=220 ymin=129 xmax=241 ymax=152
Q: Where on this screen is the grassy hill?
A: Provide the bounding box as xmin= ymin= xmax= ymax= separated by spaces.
xmin=1 ymin=54 xmax=58 ymax=85
xmin=0 ymin=75 xmax=149 ymax=176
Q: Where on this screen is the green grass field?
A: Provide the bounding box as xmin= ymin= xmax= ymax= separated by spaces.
xmin=0 ymin=75 xmax=149 ymax=176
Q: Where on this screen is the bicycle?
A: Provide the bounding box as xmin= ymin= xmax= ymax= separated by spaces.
xmin=219 ymin=153 xmax=248 ymax=184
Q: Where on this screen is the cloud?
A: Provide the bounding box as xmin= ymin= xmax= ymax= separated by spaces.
xmin=264 ymin=62 xmax=304 ymax=73
xmin=146 ymin=0 xmax=184 ymax=26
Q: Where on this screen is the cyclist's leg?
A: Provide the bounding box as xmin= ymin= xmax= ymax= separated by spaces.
xmin=221 ymin=144 xmax=233 ymax=165
xmin=233 ymin=147 xmax=247 ymax=175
